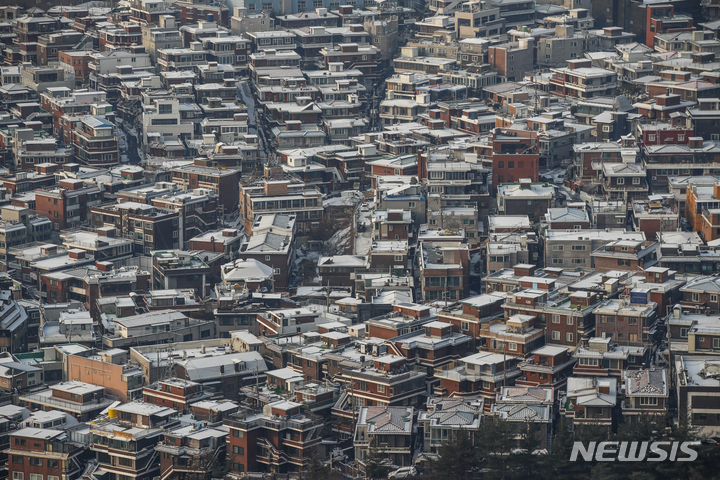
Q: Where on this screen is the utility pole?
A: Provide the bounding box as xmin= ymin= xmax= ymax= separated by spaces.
xmin=325 ymin=280 xmax=330 ymax=312
xmin=502 ymin=332 xmax=507 ymax=389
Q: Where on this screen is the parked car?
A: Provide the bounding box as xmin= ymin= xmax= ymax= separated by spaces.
xmin=388 ymin=466 xmax=418 ymax=478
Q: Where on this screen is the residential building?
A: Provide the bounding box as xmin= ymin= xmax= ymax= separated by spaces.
xmin=593 ymin=298 xmax=658 ymax=346
xmin=90 ymin=402 xmax=180 ymax=480
xmin=354 ymin=406 xmax=414 ymax=469
xmin=621 ymin=368 xmax=669 ymax=422
xmin=224 ymin=402 xmax=323 ymax=474
xmin=7 ymin=428 xmax=85 ymax=480
xmin=18 ymin=380 xmax=115 ymax=421
xmin=66 ymin=353 xmax=145 ymax=402
xmin=497 ymin=180 xmax=554 ymax=223
xmin=34 ymin=180 xmax=102 ymax=231
xmin=562 ymin=376 xmax=617 ymax=431
xmin=516 ymin=345 xmax=576 ymax=391
xmin=591 ymin=239 xmax=659 ymax=273
xmin=434 ymin=352 xmax=522 ymax=411
xmin=676 ymin=356 xmax=720 ymax=434
xmin=548 ymin=59 xmax=617 ymax=99
xmin=417 ymin=397 xmax=482 ymax=452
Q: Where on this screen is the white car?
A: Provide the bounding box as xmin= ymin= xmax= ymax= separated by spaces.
xmin=388 ymin=466 xmax=418 ymax=478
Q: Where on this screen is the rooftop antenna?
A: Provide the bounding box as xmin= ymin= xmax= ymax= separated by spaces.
xmin=162 ymin=342 xmax=175 ymax=381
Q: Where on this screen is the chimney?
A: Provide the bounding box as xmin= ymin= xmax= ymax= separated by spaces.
xmin=688 ymin=137 xmax=703 ymax=148
xmin=286 ymin=120 xmax=301 ymax=131
xmin=68 ymin=249 xmax=86 ymax=260
xmin=96 ymin=261 xmax=113 ymax=272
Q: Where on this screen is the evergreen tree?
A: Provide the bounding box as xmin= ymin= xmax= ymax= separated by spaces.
xmin=476 ymin=417 xmax=517 ymax=480
xmin=308 ymin=455 xmax=331 ymax=480
xmin=365 ymin=437 xmax=390 ymax=480
xmin=432 ymin=430 xmax=479 ymax=480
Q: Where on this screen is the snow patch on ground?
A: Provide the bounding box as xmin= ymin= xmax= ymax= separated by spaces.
xmin=323 ymin=195 xmax=361 ymax=208
xmin=326 ymin=225 xmax=352 ymax=254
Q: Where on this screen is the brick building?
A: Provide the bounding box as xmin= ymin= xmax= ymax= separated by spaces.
xmin=8 ymin=428 xmax=85 ymax=480
xmin=593 ymin=298 xmax=658 ymax=346
xmin=224 ymin=402 xmax=323 ymax=475
xmin=142 ymin=378 xmax=204 ymax=412
xmin=491 ymin=128 xmax=539 ymax=188
xmin=18 ymin=380 xmax=116 ymax=421
xmin=170 ymin=164 xmax=241 ymax=216
xmin=157 ymin=424 xmax=228 ymax=480
xmin=34 ymin=180 xmax=102 ymax=231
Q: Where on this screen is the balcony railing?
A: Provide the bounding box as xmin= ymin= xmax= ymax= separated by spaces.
xmin=19 ymin=392 xmax=119 ymax=412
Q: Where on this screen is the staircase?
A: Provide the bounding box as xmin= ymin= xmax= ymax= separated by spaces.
xmin=72 ymin=34 xmax=92 ymax=51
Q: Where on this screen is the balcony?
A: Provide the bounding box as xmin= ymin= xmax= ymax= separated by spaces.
xmin=603 ymin=180 xmax=648 ymax=192
xmin=19 ymin=392 xmax=120 ymax=413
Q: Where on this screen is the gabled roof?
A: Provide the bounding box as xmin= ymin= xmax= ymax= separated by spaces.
xmin=546 ymin=207 xmax=588 ymax=223
xmin=680 ymin=275 xmax=720 ymax=293
xmin=492 ymin=403 xmax=550 ymax=421
xmin=360 ymin=406 xmax=413 ymax=434
xmin=624 ymin=369 xmax=667 ymax=397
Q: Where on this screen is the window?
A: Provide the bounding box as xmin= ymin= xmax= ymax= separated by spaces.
xmin=29 ymin=458 xmax=42 ymax=467
xmin=681 ymin=328 xmax=689 ymax=338
xmin=394 ymin=255 xmax=403 ymax=261
xmin=552 ymin=315 xmax=560 ymax=324
xmin=579 ymin=358 xmax=598 ymax=366
xmin=552 ymin=245 xmax=563 ymax=251
xmin=617 ymin=178 xmax=625 ymax=185
xmin=618 ymin=259 xmax=631 ymax=266
xmin=713 ymin=295 xmax=718 ymax=303
xmin=648 ymin=135 xmax=656 ymax=142
xmin=714 ymin=338 xmax=720 ymax=348
xmin=571 ymin=245 xmax=585 ymax=251
xmin=639 ymin=397 xmax=658 ymax=405
xmin=12 ymin=457 xmax=23 ymax=464
xmin=30 ymin=475 xmax=42 ymax=480
xmin=566 ymin=317 xmax=573 ymax=325
xmin=552 ymin=258 xmax=564 ymax=264
xmin=377 ymin=384 xmax=385 ymax=393
xmin=508 ymin=342 xmax=517 ymax=351
xmin=233 ymin=446 xmax=244 ymax=455
xmin=12 ymin=474 xmax=23 ymax=480
xmin=461 ymin=321 xmax=469 ymax=331
xmin=551 ymin=331 xmax=560 ymax=340
xmin=566 ymin=332 xmax=573 ymax=342
xmin=628 ymin=317 xmax=638 ymax=325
